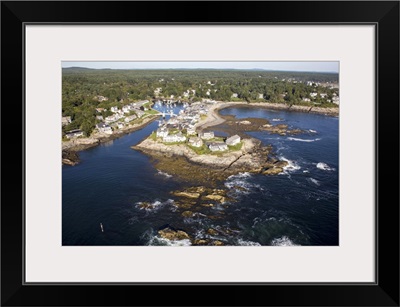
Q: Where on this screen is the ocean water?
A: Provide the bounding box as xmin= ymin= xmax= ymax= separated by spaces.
xmin=62 ymin=106 xmax=338 ymax=246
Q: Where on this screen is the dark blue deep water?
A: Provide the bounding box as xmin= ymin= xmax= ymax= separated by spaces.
xmin=63 ymin=106 xmax=338 ymax=246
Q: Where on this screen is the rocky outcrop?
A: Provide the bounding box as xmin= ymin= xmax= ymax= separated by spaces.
xmin=135 ymin=137 xmax=288 ymax=182
xmin=158 ymin=227 xmax=190 ymax=241
xmin=202 ymin=194 xmax=226 ymax=204
xmin=260 ymin=123 xmax=304 ymax=136
xmin=261 ymin=160 xmax=288 ymax=175
xmin=62 ymin=150 xmax=80 ymax=165
xmin=262 ymin=167 xmax=284 ymax=175
xmin=134 ymin=138 xmax=264 ymax=172
xmin=193 ymin=239 xmax=209 ymax=245
xmin=172 ymin=191 xmax=201 ymax=199
xmin=181 ymin=211 xmax=195 ymax=218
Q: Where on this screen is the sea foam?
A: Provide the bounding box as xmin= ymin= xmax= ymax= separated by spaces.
xmin=308 ymin=178 xmax=320 ymax=186
xmin=157 ymin=170 xmax=172 ymax=178
xmin=316 ymin=162 xmax=335 ymax=171
xmin=280 ymin=157 xmax=301 ymax=173
xmin=148 ymin=236 xmax=192 ymax=246
xmin=287 ymin=137 xmax=321 ymax=142
xmin=271 ymin=236 xmax=299 ymax=246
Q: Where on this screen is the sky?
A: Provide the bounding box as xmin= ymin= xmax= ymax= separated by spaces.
xmin=61 ymin=61 xmax=339 ymax=73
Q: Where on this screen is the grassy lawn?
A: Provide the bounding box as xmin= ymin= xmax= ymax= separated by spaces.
xmin=145 ymin=109 xmax=160 ymax=115
xmin=228 ymin=141 xmax=243 ymax=151
xmin=188 ymin=144 xmax=211 ymax=155
xmin=163 ymin=141 xmax=186 ymax=145
xmin=149 ymin=131 xmax=157 ymax=141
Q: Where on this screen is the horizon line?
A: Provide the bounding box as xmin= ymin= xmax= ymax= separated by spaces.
xmin=62 ymin=66 xmax=339 ymax=74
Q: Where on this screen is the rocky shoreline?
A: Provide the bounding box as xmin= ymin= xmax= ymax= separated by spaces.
xmin=196 ymin=101 xmax=338 ymax=133
xmin=246 ymin=101 xmax=339 ymax=116
xmin=133 ymin=137 xmax=288 ymax=183
xmin=62 ymin=115 xmax=160 ymax=165
xmin=62 ymin=101 xmax=337 ymax=167
xmin=132 ymin=101 xmax=333 ymax=182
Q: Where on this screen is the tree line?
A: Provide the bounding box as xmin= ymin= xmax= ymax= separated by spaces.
xmin=62 ymin=68 xmax=339 ymax=136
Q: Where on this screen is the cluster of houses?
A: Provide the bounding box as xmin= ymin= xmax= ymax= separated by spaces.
xmin=154 ymin=102 xmax=241 ymax=152
xmin=63 ymin=100 xmax=151 ymax=139
xmin=94 ymin=100 xmax=150 ymax=135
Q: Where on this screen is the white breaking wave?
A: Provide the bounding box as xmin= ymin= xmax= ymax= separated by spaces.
xmin=237 ymin=239 xmax=261 ymax=246
xmin=287 ymin=137 xmax=321 ymax=143
xmin=280 ymin=157 xmax=301 ymax=173
xmin=309 ymin=129 xmax=317 ymax=133
xmin=309 ymin=178 xmax=320 ymax=186
xmin=316 ymin=162 xmax=335 ymax=171
xmin=227 ymin=172 xmax=252 ymax=179
xmin=225 ymin=172 xmax=253 ymax=194
xmin=157 ymin=170 xmax=172 ymax=178
xmin=148 ymin=236 xmax=192 ymax=246
xmin=135 ymin=199 xmax=174 ymax=212
xmin=271 ymin=236 xmax=299 ymax=246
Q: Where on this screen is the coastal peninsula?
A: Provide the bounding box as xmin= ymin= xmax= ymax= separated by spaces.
xmin=132 ymin=101 xmax=302 ymax=183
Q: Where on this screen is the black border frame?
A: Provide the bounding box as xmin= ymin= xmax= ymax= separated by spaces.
xmin=1 ymin=1 xmax=399 ymax=306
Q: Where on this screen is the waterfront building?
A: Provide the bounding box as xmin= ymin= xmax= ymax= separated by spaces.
xmin=226 ymin=135 xmax=241 ymax=146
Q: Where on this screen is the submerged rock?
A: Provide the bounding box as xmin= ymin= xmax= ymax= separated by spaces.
xmin=193 ymin=239 xmax=209 ymax=245
xmin=182 ymin=211 xmax=194 ymax=218
xmin=207 ymin=228 xmax=219 ymax=236
xmin=137 ymin=202 xmax=154 ymax=210
xmin=174 ymin=201 xmax=196 ymax=209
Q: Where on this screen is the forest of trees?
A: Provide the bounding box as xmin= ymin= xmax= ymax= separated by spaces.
xmin=62 ymin=68 xmax=339 ymax=136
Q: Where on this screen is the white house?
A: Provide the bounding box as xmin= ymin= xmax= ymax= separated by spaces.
xmin=231 ymin=93 xmax=238 ymax=98
xmin=208 ymin=142 xmax=228 ymax=152
xmin=163 ymin=133 xmax=186 ymax=143
xmin=135 ymin=110 xmax=145 ymax=118
xmin=105 ymin=114 xmax=123 ymax=124
xmin=154 ymin=87 xmax=162 ymax=95
xmin=200 ymin=131 xmax=214 ymax=140
xmin=188 ymin=137 xmax=203 ymax=148
xmin=186 ymin=128 xmax=197 ymax=136
xmin=226 ymin=135 xmax=241 ymax=146
xmin=332 ymin=96 xmax=340 ymax=105
xmin=310 ymin=92 xmax=318 ymax=98
xmin=96 ymin=115 xmax=104 ymax=121
xmin=96 ymin=123 xmax=113 ymax=134
xmin=117 ymin=122 xmax=125 ymax=129
xmin=122 ymin=105 xmax=133 ymax=113
xmin=61 ymin=116 xmax=72 ymax=126
xmin=65 ymin=129 xmax=84 ymax=139
xmin=302 ymin=98 xmax=311 ymax=102
xmin=320 ymin=93 xmax=328 ymax=98
xmin=156 ymin=127 xmax=169 ymax=138
xmin=110 ymin=106 xmax=119 ymax=113
xmin=124 ymin=115 xmax=137 ymax=123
